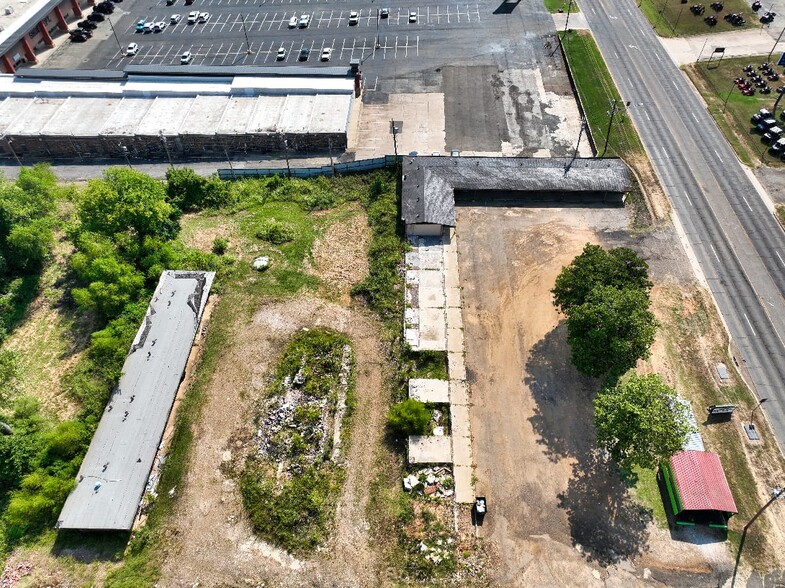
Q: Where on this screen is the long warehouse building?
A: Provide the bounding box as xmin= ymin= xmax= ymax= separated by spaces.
xmin=57 ymin=270 xmax=214 ymax=532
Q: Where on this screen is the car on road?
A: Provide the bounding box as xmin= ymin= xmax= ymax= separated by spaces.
xmin=170 ymin=14 xmax=182 ymax=23
xmin=180 ymin=50 xmax=193 ymax=64
xmin=298 ymin=46 xmax=309 ymax=60
xmin=153 ymin=21 xmax=167 ymax=31
xmin=87 ymin=12 xmax=105 ymax=22
xmin=320 ymin=47 xmax=332 ymax=61
xmin=348 ymin=10 xmax=359 ymax=24
xmin=135 ymin=18 xmax=146 ymax=31
xmin=409 ymin=10 xmax=417 ymax=22
xmin=380 ymin=7 xmax=389 ymax=17
xmin=288 ymin=15 xmax=298 ymax=27
xmin=276 ymin=46 xmax=286 ymax=60
xmin=187 ymin=10 xmax=198 ymax=23
xmin=126 ymin=42 xmax=139 ymax=56
xmin=298 ymin=14 xmax=310 ymax=27
xmin=198 ymin=11 xmax=210 ymax=23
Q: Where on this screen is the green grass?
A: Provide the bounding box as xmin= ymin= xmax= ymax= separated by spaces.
xmin=543 ymin=0 xmax=579 ymax=13
xmin=639 ymin=0 xmax=754 ymax=37
xmin=561 ymin=30 xmax=645 ymax=158
xmin=685 ymin=58 xmax=785 ymax=168
xmin=631 ymin=467 xmax=668 ymax=528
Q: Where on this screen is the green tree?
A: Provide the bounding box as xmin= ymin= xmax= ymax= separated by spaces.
xmin=166 ymin=168 xmax=233 ymax=211
xmin=552 ymin=243 xmax=652 ymax=313
xmin=594 ymin=373 xmax=693 ymax=470
xmin=566 ymin=285 xmax=658 ymax=379
xmin=0 ymin=348 xmax=18 ymax=404
xmin=77 ymin=168 xmax=178 ymax=243
xmin=387 ymin=399 xmax=431 ymax=437
xmin=5 ymin=218 xmax=53 ymax=272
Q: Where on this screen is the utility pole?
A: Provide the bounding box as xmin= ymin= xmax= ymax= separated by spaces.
xmin=375 ymin=8 xmax=381 ymax=49
xmin=768 ymin=25 xmax=785 ymax=61
xmin=2 ymin=135 xmax=21 ymax=166
xmin=120 ymin=144 xmax=132 ymax=169
xmin=328 ymin=138 xmax=335 ymax=175
xmin=602 ymin=100 xmax=620 ymax=157
xmin=731 ymin=486 xmax=785 ymax=587
xmin=281 ymin=135 xmax=291 ymax=177
xmin=563 ymin=0 xmax=574 ymax=35
xmin=223 ymin=147 xmax=236 ymax=180
xmin=390 ymin=120 xmax=399 ymax=157
xmin=108 ymin=15 xmax=123 ymax=54
xmin=160 ymin=132 xmax=174 ymax=168
xmin=654 ymin=0 xmax=667 ymax=31
xmin=241 ymin=14 xmax=252 ymax=54
xmin=696 ymin=38 xmax=709 ymax=63
xmin=723 ymin=81 xmax=736 ymax=112
xmin=565 ymin=118 xmax=585 ymax=173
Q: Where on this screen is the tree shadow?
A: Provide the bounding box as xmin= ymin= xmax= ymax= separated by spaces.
xmin=492 ymin=0 xmax=520 ymax=14
xmin=524 ymin=322 xmax=600 ymax=462
xmin=51 ymin=530 xmax=129 ymax=563
xmin=557 ymin=449 xmax=653 ymax=565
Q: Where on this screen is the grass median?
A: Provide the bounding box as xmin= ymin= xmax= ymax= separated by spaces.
xmin=639 ymin=0 xmax=754 ymax=37
xmin=543 ymin=0 xmax=579 ymax=13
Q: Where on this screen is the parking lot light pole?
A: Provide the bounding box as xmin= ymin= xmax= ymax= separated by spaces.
xmin=654 ymin=0 xmax=667 ymax=31
xmin=391 ymin=121 xmax=399 ymax=157
xmin=107 ymin=15 xmax=122 ymax=54
xmin=750 ymin=397 xmax=768 ymax=424
xmin=723 ymin=81 xmax=736 ymax=112
xmin=768 ymin=25 xmax=785 ymax=61
xmin=240 ymin=14 xmax=251 ymax=54
xmin=119 ymin=145 xmax=132 ymax=169
xmin=2 ymin=135 xmax=21 ymax=166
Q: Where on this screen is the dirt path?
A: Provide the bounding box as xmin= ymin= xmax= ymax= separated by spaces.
xmin=157 ymin=296 xmax=387 ymax=587
xmin=455 ymin=205 xmax=733 ymax=587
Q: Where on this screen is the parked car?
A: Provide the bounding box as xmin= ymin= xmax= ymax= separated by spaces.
xmin=770 ymin=137 xmax=785 ymax=153
xmin=348 ymin=10 xmax=359 ymax=24
xmin=408 ymin=10 xmax=417 ymax=22
xmin=380 ymin=7 xmax=389 ymax=17
xmin=276 ymin=46 xmax=286 ymax=60
xmin=751 ymin=108 xmax=772 ymax=124
xmin=143 ymin=21 xmax=155 ymax=32
xmin=756 ymin=117 xmax=778 ymax=132
xmin=95 ymin=2 xmax=114 ymax=13
xmin=298 ymin=46 xmax=309 ymax=60
xmin=288 ymin=15 xmax=298 ymax=27
xmin=135 ymin=18 xmax=147 ymax=31
xmin=78 ymin=19 xmax=97 ymax=29
xmin=185 ymin=0 xmax=194 ymax=5
xmin=153 ymin=21 xmax=167 ymax=31
xmin=180 ymin=50 xmax=193 ymax=64
xmin=126 ymin=42 xmax=139 ymax=56
xmin=187 ymin=10 xmax=198 ymax=23
xmin=170 ymin=13 xmax=182 ymax=23
xmin=763 ymin=126 xmax=783 ymax=143
xmin=69 ymin=30 xmax=88 ymax=41
xmin=198 ymin=11 xmax=210 ymax=22
xmin=166 ymin=0 xmax=176 ymax=5
xmin=320 ymin=47 xmax=332 ymax=61
xmin=298 ymin=13 xmax=310 ymax=27
xmin=87 ymin=12 xmax=105 ymax=22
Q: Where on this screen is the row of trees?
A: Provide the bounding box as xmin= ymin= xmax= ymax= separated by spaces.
xmin=553 ymin=244 xmax=693 ymax=470
xmin=1 ymin=166 xmax=230 ymax=545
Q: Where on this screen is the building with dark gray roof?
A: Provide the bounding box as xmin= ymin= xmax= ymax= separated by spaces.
xmin=56 ymin=270 xmax=214 ymax=532
xmin=401 ymin=156 xmax=633 ymax=236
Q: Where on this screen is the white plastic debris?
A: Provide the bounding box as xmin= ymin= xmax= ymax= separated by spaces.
xmin=252 ymin=256 xmax=270 ymax=271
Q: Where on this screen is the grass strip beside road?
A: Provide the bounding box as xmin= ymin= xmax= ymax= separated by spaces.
xmin=639 ymin=0 xmax=754 ymax=37
xmin=543 ymin=0 xmax=580 ymax=14
xmin=684 ymin=57 xmax=784 ymax=168
xmin=561 ymin=30 xmax=644 ymax=158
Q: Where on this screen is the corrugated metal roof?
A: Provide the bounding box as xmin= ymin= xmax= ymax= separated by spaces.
xmin=401 ymin=156 xmax=633 ymax=226
xmin=676 ymin=397 xmax=705 ymax=452
xmin=56 ymin=270 xmax=214 ymax=531
xmin=670 ymin=451 xmax=737 ymax=514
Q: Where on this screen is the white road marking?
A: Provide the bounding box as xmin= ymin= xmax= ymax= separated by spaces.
xmin=744 ymin=313 xmax=758 ymax=337
xmin=742 ymin=195 xmax=753 ymax=212
xmin=710 ymin=242 xmax=720 ymax=263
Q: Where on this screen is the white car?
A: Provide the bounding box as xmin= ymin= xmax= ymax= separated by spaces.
xmin=408 ymin=10 xmax=417 ymax=22
xmin=198 ymin=11 xmax=210 ymax=22
xmin=153 ymin=21 xmax=167 ymax=31
xmin=380 ymin=7 xmax=389 ymax=17
xmin=180 ymin=50 xmax=193 ymax=64
xmin=143 ymin=21 xmax=155 ymax=32
xmin=126 ymin=42 xmax=139 ymax=56
xmin=298 ymin=13 xmax=310 ymax=27
xmin=348 ymin=10 xmax=359 ymax=24
xmin=288 ymin=15 xmax=298 ymax=27
xmin=276 ymin=46 xmax=286 ymax=60
xmin=320 ymin=47 xmax=333 ymax=61
xmin=170 ymin=14 xmax=182 ymax=24
xmin=187 ymin=10 xmax=198 ymax=23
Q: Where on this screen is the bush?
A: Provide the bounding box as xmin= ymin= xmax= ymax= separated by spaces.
xmin=211 ymin=237 xmax=228 ymax=255
xmin=387 ymin=399 xmax=431 ymax=437
xmin=255 ymin=219 xmax=296 ymax=244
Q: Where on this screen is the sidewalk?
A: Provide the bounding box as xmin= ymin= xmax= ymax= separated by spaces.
xmin=660 ymin=28 xmax=784 ymax=65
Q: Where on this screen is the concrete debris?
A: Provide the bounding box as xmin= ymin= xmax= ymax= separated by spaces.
xmin=417 ymin=540 xmax=452 ymax=565
xmin=0 ymin=562 xmax=32 ymax=588
xmin=402 ymin=466 xmax=455 ymax=499
xmin=433 ymin=426 xmax=445 ymax=436
xmin=252 ymin=256 xmax=270 ymax=271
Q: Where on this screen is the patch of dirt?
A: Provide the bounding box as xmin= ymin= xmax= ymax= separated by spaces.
xmin=625 ymin=153 xmax=672 ymax=223
xmin=311 ymin=204 xmax=371 ymax=303
xmin=157 ymin=295 xmax=389 ymax=588
xmin=456 ymin=205 xmax=733 ymax=587
xmin=179 ymin=215 xmax=234 ymax=254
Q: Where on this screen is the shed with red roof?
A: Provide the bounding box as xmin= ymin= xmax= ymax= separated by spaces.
xmin=661 ymin=450 xmax=737 ymax=529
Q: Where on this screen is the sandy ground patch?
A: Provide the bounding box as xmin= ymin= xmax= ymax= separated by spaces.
xmin=456 ymin=205 xmax=735 ymax=587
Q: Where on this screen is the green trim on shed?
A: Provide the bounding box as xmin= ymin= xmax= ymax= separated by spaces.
xmin=662 ymin=462 xmax=683 ymax=515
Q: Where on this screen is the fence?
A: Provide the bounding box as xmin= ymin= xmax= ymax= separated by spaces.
xmin=217 ymin=155 xmax=398 ymax=180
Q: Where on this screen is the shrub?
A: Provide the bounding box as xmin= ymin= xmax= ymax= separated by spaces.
xmin=211 ymin=237 xmax=228 ymax=255
xmin=387 ymin=399 xmax=431 ymax=437
xmin=255 ymin=219 xmax=296 ymax=244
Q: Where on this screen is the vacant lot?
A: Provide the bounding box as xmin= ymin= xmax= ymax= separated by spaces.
xmin=455 ymin=203 xmax=785 ymax=586
xmin=639 ymin=0 xmax=754 ymax=37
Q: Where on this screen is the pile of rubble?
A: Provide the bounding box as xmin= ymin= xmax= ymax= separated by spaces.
xmin=1 ymin=562 xmax=32 ymax=588
xmin=402 ymin=466 xmax=454 ymax=498
xmin=256 ymin=393 xmax=328 ymax=466
xmin=417 ymin=537 xmax=454 ymax=565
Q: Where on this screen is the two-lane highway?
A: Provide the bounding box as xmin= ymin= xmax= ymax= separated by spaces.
xmin=582 ymin=0 xmax=785 ymax=448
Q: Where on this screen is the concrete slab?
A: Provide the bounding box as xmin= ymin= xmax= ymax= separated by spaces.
xmin=446 ymin=286 xmax=462 ymax=308
xmin=419 ymin=308 xmax=447 ymax=350
xmin=448 ymin=352 xmax=467 ymax=381
xmin=446 ymin=307 xmax=464 ymax=329
xmin=419 ymin=285 xmax=446 ymax=309
xmin=408 ymin=435 xmax=453 ymax=464
xmin=447 ymin=327 xmax=464 ymax=353
xmin=450 ymin=381 xmax=469 ymax=406
xmin=409 ymin=379 xmax=450 ymax=404
xmin=453 ymin=464 xmax=474 ymax=503
xmin=450 ymin=403 xmax=471 ymax=439
xmin=445 ymin=266 xmax=461 ymax=289
xmin=417 ymin=249 xmax=444 ymax=271
xmin=418 ymin=269 xmax=443 ymax=290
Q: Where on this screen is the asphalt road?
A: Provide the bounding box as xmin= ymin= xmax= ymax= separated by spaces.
xmin=583 ymin=0 xmax=785 ymax=448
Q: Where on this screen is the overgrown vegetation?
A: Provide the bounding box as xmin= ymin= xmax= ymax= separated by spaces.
xmin=387 ymin=399 xmax=431 ymax=437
